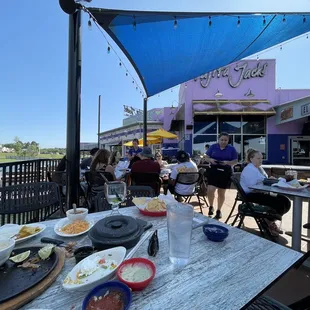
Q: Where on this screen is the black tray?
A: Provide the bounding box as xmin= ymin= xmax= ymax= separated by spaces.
xmin=263 ymin=178 xmax=279 ymax=186
xmin=0 ymin=246 xmax=58 ymax=303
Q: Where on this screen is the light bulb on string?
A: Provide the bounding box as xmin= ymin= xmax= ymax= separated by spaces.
xmin=209 ymin=16 xmax=212 ymax=27
xmin=283 ymin=15 xmax=286 ymax=23
xmin=263 ymin=16 xmax=266 ymax=26
xmin=132 ymin=80 xmax=134 ymax=84
xmin=133 ymin=16 xmax=136 ymax=31
xmin=257 ymin=55 xmax=259 ymax=61
xmin=119 ymin=61 xmax=122 ymax=67
xmin=107 ymin=46 xmax=111 ymax=54
xmin=126 ymin=71 xmax=128 ymax=76
xmin=237 ymin=16 xmax=240 ymax=27
xmin=307 ymin=34 xmax=309 ymax=39
xmin=280 ymin=45 xmax=283 ymax=51
xmin=88 ymin=19 xmax=92 ymax=30
xmin=303 ymin=15 xmax=306 ymax=23
xmin=136 ymin=86 xmax=138 ymax=90
xmin=174 ymin=16 xmax=178 ymax=29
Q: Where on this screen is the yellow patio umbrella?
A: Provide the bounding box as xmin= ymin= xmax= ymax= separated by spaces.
xmin=147 ymin=128 xmax=178 ymax=139
xmin=123 ymin=136 xmax=161 ymax=147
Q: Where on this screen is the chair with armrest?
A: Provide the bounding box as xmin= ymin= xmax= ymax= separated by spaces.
xmin=174 ymin=172 xmax=205 ymax=213
xmin=130 ymin=172 xmax=161 ymax=196
xmin=0 ymin=182 xmax=61 ymax=225
xmin=230 ymin=175 xmax=282 ymax=241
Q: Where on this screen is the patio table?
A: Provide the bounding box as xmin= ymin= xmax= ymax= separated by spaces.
xmin=19 ymin=207 xmax=301 ymax=310
xmin=249 ymin=184 xmax=310 ymax=252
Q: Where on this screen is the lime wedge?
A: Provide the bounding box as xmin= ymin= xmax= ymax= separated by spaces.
xmin=38 ymin=244 xmax=55 ymax=260
xmin=10 ymin=250 xmax=31 ymax=263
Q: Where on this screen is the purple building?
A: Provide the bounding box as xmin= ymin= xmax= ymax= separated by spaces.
xmin=167 ymin=59 xmax=310 ymax=165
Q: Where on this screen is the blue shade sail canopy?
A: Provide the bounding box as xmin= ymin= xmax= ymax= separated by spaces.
xmin=89 ymin=9 xmax=310 ymax=97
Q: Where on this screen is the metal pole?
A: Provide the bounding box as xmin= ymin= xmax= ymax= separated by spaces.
xmin=98 ymin=95 xmax=101 ymax=148
xmin=143 ymin=98 xmax=148 ymax=146
xmin=66 ymin=9 xmax=82 ymax=208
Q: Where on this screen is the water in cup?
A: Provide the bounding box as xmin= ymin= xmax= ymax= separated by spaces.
xmin=167 ymin=202 xmax=194 ymax=266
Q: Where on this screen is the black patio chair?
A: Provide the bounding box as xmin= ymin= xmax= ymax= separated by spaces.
xmin=94 ymin=191 xmax=112 ymax=212
xmin=84 ymin=170 xmax=114 ymax=212
xmin=174 ymin=172 xmax=206 ymax=213
xmin=126 ymin=186 xmax=155 ymax=207
xmin=0 ymin=182 xmax=61 ymax=225
xmin=196 ymin=168 xmax=210 ymax=208
xmin=225 ymin=172 xmax=243 ymax=224
xmin=245 ymin=250 xmax=310 ymax=310
xmin=230 ymin=175 xmax=282 ymax=241
xmin=130 ymin=172 xmax=161 ymax=196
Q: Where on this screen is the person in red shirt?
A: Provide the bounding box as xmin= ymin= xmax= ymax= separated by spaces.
xmin=131 ymin=147 xmax=160 ymax=174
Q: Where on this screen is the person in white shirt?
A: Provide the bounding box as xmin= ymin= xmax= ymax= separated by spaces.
xmin=168 ymin=151 xmax=198 ymax=198
xmin=240 ymin=149 xmax=291 ymax=236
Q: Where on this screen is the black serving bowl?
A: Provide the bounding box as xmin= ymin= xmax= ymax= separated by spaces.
xmin=74 ymin=246 xmax=95 ymax=264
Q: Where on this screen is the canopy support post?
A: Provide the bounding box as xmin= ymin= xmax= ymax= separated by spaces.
xmin=143 ymin=97 xmax=148 ymax=146
xmin=65 ymin=8 xmax=82 ymax=208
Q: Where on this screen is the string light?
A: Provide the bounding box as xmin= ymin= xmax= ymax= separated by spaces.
xmin=133 ymin=16 xmax=136 ymax=31
xmin=237 ymin=16 xmax=240 ymax=27
xmin=80 ymin=5 xmax=146 ymax=96
xmin=256 ymin=55 xmax=259 ymax=61
xmin=88 ymin=19 xmax=92 ymax=30
xmin=303 ymin=15 xmax=306 ymax=23
xmin=283 ymin=15 xmax=286 ymax=23
xmin=174 ymin=16 xmax=178 ymax=29
xmin=263 ymin=16 xmax=266 ymax=26
xmin=280 ymin=45 xmax=282 ymax=51
xmin=209 ymin=16 xmax=212 ymax=27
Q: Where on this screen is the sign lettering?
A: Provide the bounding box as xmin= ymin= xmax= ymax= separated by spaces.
xmin=200 ymin=61 xmax=268 ymax=88
xmin=301 ymin=103 xmax=310 ymax=117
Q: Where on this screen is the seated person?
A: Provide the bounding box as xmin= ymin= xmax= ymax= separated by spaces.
xmin=131 ymin=147 xmax=160 ymax=174
xmin=128 ymin=138 xmax=142 ymax=168
xmin=110 ymin=150 xmax=121 ymax=167
xmin=168 ymin=150 xmax=198 ymax=196
xmin=240 ymin=149 xmax=291 ymax=236
xmin=90 ymin=149 xmax=116 ymax=180
xmin=155 ymin=152 xmax=168 ymax=168
xmin=81 ymin=147 xmax=99 ymax=170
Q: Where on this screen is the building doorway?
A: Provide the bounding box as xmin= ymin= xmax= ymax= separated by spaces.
xmin=290 ymin=137 xmax=310 ymax=165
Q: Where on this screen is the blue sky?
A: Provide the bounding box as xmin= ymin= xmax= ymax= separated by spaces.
xmin=0 ymin=0 xmax=309 ymax=148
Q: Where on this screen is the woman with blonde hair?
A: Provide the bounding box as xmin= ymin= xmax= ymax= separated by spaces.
xmin=240 ymin=149 xmax=291 ymax=236
xmin=90 ymin=149 xmax=116 ymax=179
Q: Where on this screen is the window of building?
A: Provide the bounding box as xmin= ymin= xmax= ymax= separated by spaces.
xmin=194 ymin=116 xmax=217 ymax=134
xmin=242 ymin=115 xmax=266 ymax=134
xmin=219 ymin=115 xmax=241 ymax=134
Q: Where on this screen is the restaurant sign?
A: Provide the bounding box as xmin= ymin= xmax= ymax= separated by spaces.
xmin=280 ymin=106 xmax=293 ymax=122
xmin=200 ymin=61 xmax=268 ymax=89
xmin=301 ymin=102 xmax=310 ymax=117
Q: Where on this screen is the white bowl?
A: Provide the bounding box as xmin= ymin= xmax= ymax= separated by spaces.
xmin=62 ymin=246 xmax=126 ymax=292
xmin=0 ymin=237 xmax=15 ymax=266
xmin=66 ymin=208 xmax=88 ymax=222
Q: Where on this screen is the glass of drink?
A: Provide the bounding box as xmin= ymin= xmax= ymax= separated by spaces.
xmin=167 ymin=202 xmax=194 ymax=266
xmin=104 ymin=181 xmax=126 ymax=216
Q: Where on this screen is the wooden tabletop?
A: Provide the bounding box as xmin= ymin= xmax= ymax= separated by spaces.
xmin=20 ymin=207 xmax=302 ymax=310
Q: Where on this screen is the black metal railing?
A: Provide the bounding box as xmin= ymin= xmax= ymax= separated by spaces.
xmin=0 ymin=159 xmax=61 ymax=188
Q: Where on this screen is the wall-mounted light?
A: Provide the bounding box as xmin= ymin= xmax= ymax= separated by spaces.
xmin=215 ymin=89 xmax=223 ymax=98
xmin=245 ymin=89 xmax=255 ymax=98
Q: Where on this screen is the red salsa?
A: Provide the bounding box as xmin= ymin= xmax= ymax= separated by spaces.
xmin=86 ymin=291 xmax=124 ymax=310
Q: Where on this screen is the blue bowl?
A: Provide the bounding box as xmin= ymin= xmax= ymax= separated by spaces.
xmin=82 ymin=281 xmax=132 ymax=310
xmin=203 ymin=224 xmax=229 ymax=242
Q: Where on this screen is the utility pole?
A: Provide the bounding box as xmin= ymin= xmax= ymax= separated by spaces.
xmin=143 ymin=98 xmax=148 ymax=146
xmin=98 ymin=95 xmax=101 ymax=148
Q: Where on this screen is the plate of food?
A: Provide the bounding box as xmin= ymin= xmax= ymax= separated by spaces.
xmin=133 ymin=197 xmax=167 ymax=217
xmin=272 ymin=178 xmax=309 ymax=191
xmin=0 ymin=245 xmax=57 ymax=303
xmin=54 ymin=218 xmax=94 ymax=237
xmin=0 ymin=223 xmax=46 ymax=244
xmin=63 ymin=246 xmax=126 ymax=292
